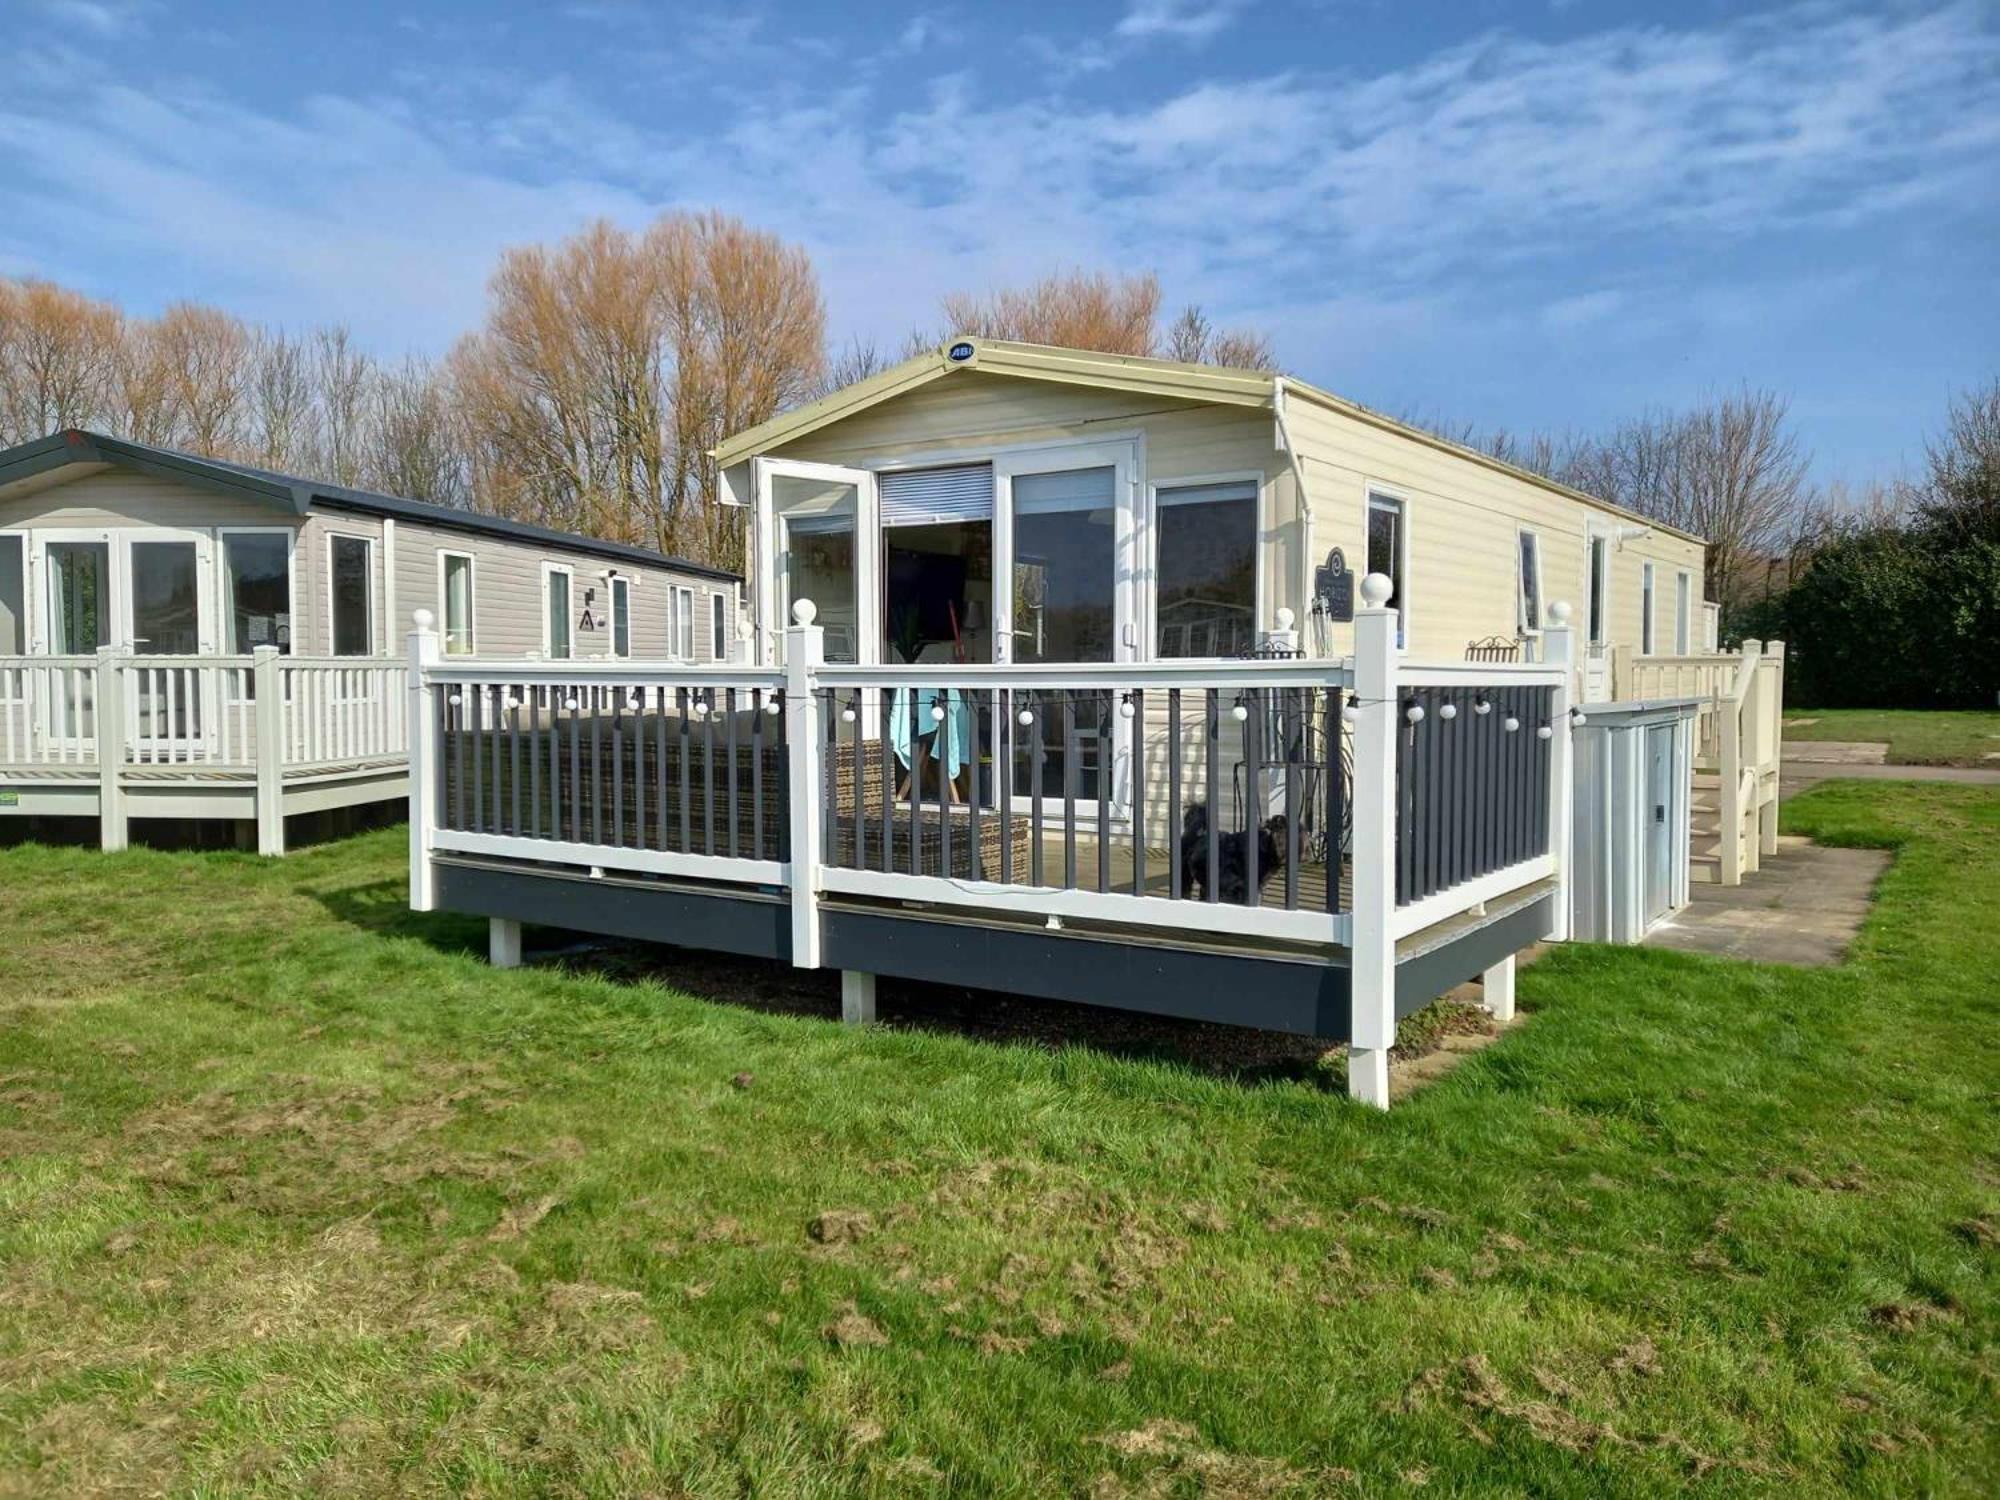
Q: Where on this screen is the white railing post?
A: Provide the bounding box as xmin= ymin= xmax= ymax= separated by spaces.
xmin=1717 ymin=641 xmax=1755 ymax=886
xmin=252 ymin=646 xmax=285 ymax=855
xmin=94 ymin=648 xmax=127 ymax=852
xmin=1541 ymin=602 xmax=1575 ymax=942
xmin=1760 ymin=640 xmax=1785 ymax=857
xmin=783 ymin=599 xmax=827 ymax=971
xmin=408 ymin=609 xmax=442 ymax=912
xmin=1348 ymin=573 xmax=1399 ymax=1109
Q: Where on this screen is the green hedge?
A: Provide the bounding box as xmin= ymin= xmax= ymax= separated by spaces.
xmin=1739 ymin=526 xmax=2000 ymax=709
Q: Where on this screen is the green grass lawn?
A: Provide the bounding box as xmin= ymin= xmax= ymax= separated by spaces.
xmin=1783 ymin=707 xmax=2000 ymax=766
xmin=1 ymin=783 xmax=1996 ymax=1497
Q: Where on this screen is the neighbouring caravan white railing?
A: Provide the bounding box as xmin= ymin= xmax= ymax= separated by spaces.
xmin=407 ymin=584 xmax=1578 ymax=1109
xmin=0 ymin=648 xmax=409 ymax=853
xmin=1622 ymin=639 xmax=1785 ymax=885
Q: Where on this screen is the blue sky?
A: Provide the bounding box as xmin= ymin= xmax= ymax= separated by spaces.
xmin=2 ymin=0 xmax=1996 ymax=489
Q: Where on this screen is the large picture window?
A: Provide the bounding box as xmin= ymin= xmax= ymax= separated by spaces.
xmin=224 ymin=532 xmax=291 ymax=653
xmin=544 ymin=565 xmax=572 ymax=660
xmin=1156 ymin=479 xmax=1257 ymax=658
xmin=440 ymin=552 xmax=475 ymax=656
xmin=1012 ymin=465 xmax=1116 ymax=665
xmin=328 ymin=534 xmax=373 ymax=657
xmin=1366 ymin=492 xmax=1406 ymax=646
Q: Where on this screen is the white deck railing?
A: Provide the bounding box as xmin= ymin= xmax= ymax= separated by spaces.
xmin=408 ymin=587 xmax=1577 ymax=1108
xmin=1622 ymin=640 xmax=1786 ymax=885
xmin=0 ymin=649 xmax=409 ymax=854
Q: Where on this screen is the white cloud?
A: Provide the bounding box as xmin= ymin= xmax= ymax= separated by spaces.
xmin=0 ymin=0 xmax=1992 ymax=377
xmin=33 ymin=0 xmax=152 ymax=38
xmin=1114 ymin=0 xmax=1249 ymax=44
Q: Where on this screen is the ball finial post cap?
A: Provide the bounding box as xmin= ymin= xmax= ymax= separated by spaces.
xmin=412 ymin=608 xmax=435 ymax=629
xmin=1359 ymin=572 xmax=1394 ymax=608
xmin=1274 ymin=607 xmax=1296 ymax=630
xmin=1547 ymin=600 xmax=1572 ymax=627
xmin=791 ymin=598 xmax=817 ymax=626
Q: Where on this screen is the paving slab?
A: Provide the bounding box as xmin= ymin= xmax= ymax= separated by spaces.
xmin=1783 ymin=739 xmax=1888 ymax=765
xmin=1644 ymin=834 xmax=1889 ymax=966
xmin=1781 ymin=761 xmax=2000 ymax=798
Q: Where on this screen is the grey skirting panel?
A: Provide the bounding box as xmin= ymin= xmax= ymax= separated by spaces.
xmin=432 ymin=859 xmax=1546 ymax=1041
xmin=1395 ymin=894 xmax=1553 ymax=1019
xmin=434 ymin=859 xmax=792 ymax=961
xmin=821 ymin=908 xmax=1354 ymax=1040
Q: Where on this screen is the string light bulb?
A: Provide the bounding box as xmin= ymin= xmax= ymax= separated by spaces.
xmin=1538 ymin=724 xmax=1554 ymax=740
xmin=1404 ymin=700 xmax=1426 ymax=725
xmin=1119 ymin=694 xmax=1135 ymax=720
xmin=1503 ymin=715 xmax=1520 ymax=733
xmin=1473 ymin=696 xmax=1492 ymax=716
xmin=1231 ymin=702 xmax=1250 ymax=723
xmin=1438 ymin=701 xmax=1458 ymax=721
xmin=1017 ymin=707 xmax=1035 ymax=727
xmin=1341 ymin=702 xmax=1360 ymax=724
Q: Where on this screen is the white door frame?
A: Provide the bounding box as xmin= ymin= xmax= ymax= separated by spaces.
xmin=992 ymin=438 xmax=1141 ymax=818
xmin=753 ymin=456 xmax=878 ymax=666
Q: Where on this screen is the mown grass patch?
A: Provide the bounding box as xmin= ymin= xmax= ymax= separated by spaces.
xmin=0 ymin=781 xmax=1995 ymax=1495
xmin=1783 ymin=706 xmax=2000 ymax=766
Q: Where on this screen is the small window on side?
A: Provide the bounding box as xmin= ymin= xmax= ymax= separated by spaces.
xmin=441 ymin=553 xmax=475 ymax=656
xmin=330 ymin=535 xmax=373 ymax=657
xmin=545 ymin=567 xmax=572 ymax=660
xmin=610 ymin=577 xmax=631 ymax=658
xmin=1366 ymin=493 xmax=1407 ymax=646
xmin=1641 ymin=561 xmax=1656 ymax=655
xmin=711 ymin=592 xmax=727 ymax=661
xmin=1517 ymin=531 xmax=1541 ymax=636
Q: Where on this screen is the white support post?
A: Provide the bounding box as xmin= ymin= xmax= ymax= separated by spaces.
xmin=489 ymin=916 xmax=522 ymax=969
xmin=1347 ymin=573 xmax=1399 ymax=1110
xmin=407 ymin=608 xmax=442 ymax=912
xmin=1541 ymin=602 xmax=1575 ymax=942
xmin=252 ymin=645 xmax=285 ymax=855
xmin=784 ymin=600 xmax=826 ymax=969
xmin=94 ymin=648 xmax=127 ymax=852
xmin=1481 ymin=953 xmax=1516 ymax=1024
xmin=841 ymin=969 xmax=876 ymax=1024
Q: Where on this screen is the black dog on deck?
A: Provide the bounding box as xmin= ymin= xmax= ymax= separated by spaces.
xmin=1180 ymin=803 xmax=1288 ymax=905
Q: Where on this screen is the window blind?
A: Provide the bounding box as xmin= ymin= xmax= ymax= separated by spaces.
xmin=879 ymin=463 xmax=994 ymax=526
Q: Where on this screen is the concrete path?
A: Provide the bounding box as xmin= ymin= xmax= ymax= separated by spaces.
xmin=1784 ymin=740 xmax=1888 ymax=765
xmin=1645 ymin=834 xmax=1888 ymax=966
xmin=1781 ymin=761 xmax=2000 ymax=798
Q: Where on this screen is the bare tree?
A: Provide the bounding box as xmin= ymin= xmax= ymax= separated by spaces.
xmin=1165 ymin=303 xmax=1276 ymax=370
xmin=1916 ymin=377 xmax=2000 ymax=542
xmin=369 ymin=356 xmax=466 ymax=505
xmin=451 ymin=211 xmax=823 ymax=568
xmin=0 ymin=278 xmax=121 ymax=442
xmin=934 ymin=271 xmax=1275 ymax=370
xmin=151 ymin=302 xmax=254 ymax=456
xmin=820 ymin=335 xmax=891 ymax=394
xmin=250 ymin=328 xmax=315 ymax=470
xmin=311 ymin=326 xmax=375 ymax=485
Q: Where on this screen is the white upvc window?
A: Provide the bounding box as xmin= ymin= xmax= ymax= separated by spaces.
xmin=542 ymin=562 xmax=573 ymax=660
xmin=1516 ymin=529 xmax=1542 ymax=637
xmin=439 ymin=550 xmax=475 ymax=656
xmin=609 ymin=575 xmax=632 ymax=658
xmin=1675 ymin=570 xmax=1692 ymax=654
xmin=1152 ymin=476 xmax=1259 ymax=659
xmin=1641 ymin=561 xmax=1656 ymax=655
xmin=1365 ymin=490 xmax=1408 ymax=648
xmin=671 ymin=585 xmax=695 ymax=659
xmin=326 ymin=532 xmax=375 ymax=657
xmin=710 ymin=590 xmax=727 ymax=661
xmin=1586 ymin=531 xmax=1611 ymax=647
xmin=221 ymin=527 xmax=295 ymax=654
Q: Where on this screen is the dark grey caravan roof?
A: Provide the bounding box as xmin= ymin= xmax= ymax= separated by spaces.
xmin=0 ymin=429 xmax=739 ymax=583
